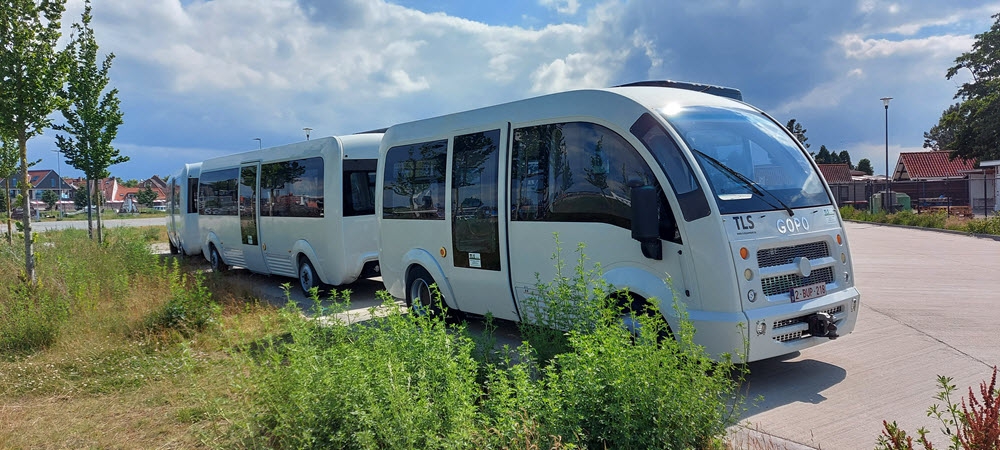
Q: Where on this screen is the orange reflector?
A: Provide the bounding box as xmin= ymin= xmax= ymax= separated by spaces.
xmin=837 ymin=234 xmax=842 ymax=245
xmin=739 ymin=247 xmax=749 ymax=260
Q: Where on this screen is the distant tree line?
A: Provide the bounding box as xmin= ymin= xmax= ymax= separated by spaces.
xmin=784 ymin=119 xmax=874 ymax=176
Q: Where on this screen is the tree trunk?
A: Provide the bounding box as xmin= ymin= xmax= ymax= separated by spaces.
xmin=96 ymin=179 xmax=103 ymax=244
xmin=5 ymin=190 xmax=11 ymax=245
xmin=18 ymin=132 xmax=35 ymax=284
xmin=86 ymin=177 xmax=93 ymax=239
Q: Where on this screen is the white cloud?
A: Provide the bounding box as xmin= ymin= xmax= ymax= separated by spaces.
xmin=540 ymin=0 xmax=581 ymax=15
xmin=774 ymin=69 xmax=866 ymax=114
xmin=839 ymin=34 xmax=974 ymax=60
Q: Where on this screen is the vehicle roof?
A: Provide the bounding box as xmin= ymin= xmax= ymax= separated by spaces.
xmin=382 ymin=86 xmax=756 ymax=144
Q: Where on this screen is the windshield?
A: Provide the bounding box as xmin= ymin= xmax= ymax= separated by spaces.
xmin=662 ymin=106 xmax=831 ymax=214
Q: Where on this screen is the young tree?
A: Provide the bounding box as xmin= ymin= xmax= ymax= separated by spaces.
xmin=41 ymin=189 xmax=58 ymax=210
xmin=925 ymin=13 xmax=1000 ymax=161
xmin=54 ymin=1 xmax=127 ymax=243
xmin=856 ymin=158 xmax=874 ymax=176
xmin=73 ymin=184 xmax=88 ymax=209
xmin=785 ymin=119 xmax=810 ymax=149
xmin=0 ymin=0 xmax=70 ymax=283
xmin=136 ymin=185 xmax=157 ymax=209
xmin=0 ymin=135 xmax=18 ymax=244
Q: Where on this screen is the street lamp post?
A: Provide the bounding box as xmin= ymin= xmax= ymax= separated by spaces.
xmin=254 ymin=137 xmax=261 ymax=149
xmin=881 ymin=97 xmax=892 ymax=213
xmin=303 ymin=127 xmax=312 ymax=141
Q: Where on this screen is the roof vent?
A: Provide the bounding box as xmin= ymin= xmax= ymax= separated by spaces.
xmin=614 ymin=80 xmax=743 ymax=101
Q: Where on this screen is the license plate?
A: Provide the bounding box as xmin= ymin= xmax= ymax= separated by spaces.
xmin=790 ymin=283 xmax=826 ymax=302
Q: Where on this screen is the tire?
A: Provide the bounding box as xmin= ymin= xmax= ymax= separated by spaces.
xmin=299 ymin=257 xmax=319 ymax=296
xmin=169 ymin=240 xmax=179 ymax=255
xmin=406 ymin=267 xmax=441 ymax=317
xmin=209 ymin=245 xmax=228 ymax=273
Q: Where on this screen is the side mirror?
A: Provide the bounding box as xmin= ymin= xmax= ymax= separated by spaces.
xmin=629 ymin=181 xmax=662 ymax=260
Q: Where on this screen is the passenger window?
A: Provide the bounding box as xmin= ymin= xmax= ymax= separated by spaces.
xmin=631 ymin=113 xmax=711 ymax=221
xmin=511 ymin=121 xmax=679 ymax=243
xmin=260 ymin=157 xmax=324 ymax=217
xmin=382 ymin=140 xmax=448 ymax=220
xmin=198 ymin=168 xmax=239 ymax=215
xmin=343 ymin=159 xmax=377 ymax=217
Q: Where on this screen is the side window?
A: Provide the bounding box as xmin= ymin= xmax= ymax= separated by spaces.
xmin=631 ymin=113 xmax=710 ymax=221
xmin=511 ymin=122 xmax=654 ymax=230
xmin=260 ymin=157 xmax=324 ymax=217
xmin=198 ymin=168 xmax=238 ymax=215
xmin=382 ymin=140 xmax=448 ymax=220
xmin=343 ymin=159 xmax=377 ymax=217
xmin=187 ymin=177 xmax=198 ymax=214
xmin=451 ymin=129 xmax=501 ymax=271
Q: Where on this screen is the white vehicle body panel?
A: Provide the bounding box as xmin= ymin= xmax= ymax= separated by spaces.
xmin=195 ymin=134 xmax=381 ymax=286
xmin=377 ymin=86 xmax=861 ymax=362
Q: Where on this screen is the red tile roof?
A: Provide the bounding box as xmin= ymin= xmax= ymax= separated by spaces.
xmin=895 ymin=151 xmax=975 ymax=180
xmin=817 ymin=163 xmax=854 ymax=184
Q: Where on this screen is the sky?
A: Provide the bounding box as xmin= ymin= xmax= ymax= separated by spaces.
xmin=27 ymin=0 xmax=1000 ymax=181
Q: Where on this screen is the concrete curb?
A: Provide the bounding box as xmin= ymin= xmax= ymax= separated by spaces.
xmin=844 ymin=219 xmax=1000 ymax=242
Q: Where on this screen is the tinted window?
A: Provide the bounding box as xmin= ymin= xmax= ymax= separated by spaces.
xmin=631 ymin=113 xmax=711 ymax=221
xmin=260 ymin=157 xmax=324 ymax=217
xmin=199 ymin=168 xmax=239 ymax=215
xmin=343 ymin=159 xmax=377 ymax=217
xmin=452 ymin=130 xmax=501 ymax=271
xmin=511 ymin=122 xmax=655 ymax=230
xmin=187 ymin=177 xmax=198 ymax=214
xmin=382 ymin=140 xmax=448 ymax=220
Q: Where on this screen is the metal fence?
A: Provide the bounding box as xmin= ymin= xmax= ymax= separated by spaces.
xmin=828 ymin=177 xmax=995 ymax=215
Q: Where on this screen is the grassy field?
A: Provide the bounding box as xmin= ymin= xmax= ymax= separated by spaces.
xmin=0 ymin=228 xmax=749 ymax=449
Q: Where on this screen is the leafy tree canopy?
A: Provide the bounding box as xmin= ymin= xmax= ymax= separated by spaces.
xmin=856 ymin=158 xmax=874 ymax=176
xmin=785 ymin=119 xmax=810 ymax=149
xmin=925 ymin=13 xmax=1000 ymax=162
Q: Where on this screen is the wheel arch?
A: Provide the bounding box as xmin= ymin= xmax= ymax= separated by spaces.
xmin=401 ymin=248 xmax=458 ymax=310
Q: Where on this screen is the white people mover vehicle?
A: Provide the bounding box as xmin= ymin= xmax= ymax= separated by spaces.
xmin=376 ymin=81 xmax=860 ymax=362
xmin=167 ymin=162 xmax=202 ymax=257
xmin=197 ymin=133 xmax=382 ymax=294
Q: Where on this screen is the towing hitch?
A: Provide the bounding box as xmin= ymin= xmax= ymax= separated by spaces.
xmin=807 ymin=312 xmax=839 ymax=339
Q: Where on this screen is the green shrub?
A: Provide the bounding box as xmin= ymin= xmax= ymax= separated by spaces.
xmin=965 ymin=216 xmax=1000 ymax=235
xmin=480 ymin=238 xmax=743 ymax=449
xmin=518 ymin=237 xmax=608 ymax=364
xmin=876 ymin=367 xmax=999 ymax=450
xmin=0 ymin=284 xmax=68 ymax=355
xmin=144 ymin=259 xmax=219 ymax=336
xmin=246 ymin=289 xmax=480 ymax=449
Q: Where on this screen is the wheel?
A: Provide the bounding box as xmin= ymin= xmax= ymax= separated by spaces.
xmin=168 ymin=239 xmax=179 ymax=255
xmin=209 ymin=245 xmax=228 ymax=272
xmin=406 ymin=267 xmax=441 ymax=317
xmin=299 ymin=257 xmax=319 ymax=296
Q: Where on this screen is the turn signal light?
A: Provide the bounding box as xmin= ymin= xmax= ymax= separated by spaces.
xmin=836 ymin=234 xmax=842 ymax=245
xmin=739 ymin=247 xmax=749 ymax=260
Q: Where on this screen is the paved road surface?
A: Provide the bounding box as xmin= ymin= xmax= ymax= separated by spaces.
xmin=739 ymin=222 xmax=1000 ymax=448
xmin=169 ymin=221 xmax=1000 ymax=449
xmin=31 ymin=216 xmax=164 ymax=232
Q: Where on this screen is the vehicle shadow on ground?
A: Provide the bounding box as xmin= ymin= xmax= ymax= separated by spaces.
xmin=737 ymin=352 xmax=847 ymax=419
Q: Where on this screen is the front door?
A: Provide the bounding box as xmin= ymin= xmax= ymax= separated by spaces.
xmin=239 ymin=163 xmax=268 ymax=273
xmin=447 ymin=126 xmax=519 ymax=321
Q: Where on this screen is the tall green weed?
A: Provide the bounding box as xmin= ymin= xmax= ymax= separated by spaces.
xmin=245 ymin=289 xmax=480 ymax=449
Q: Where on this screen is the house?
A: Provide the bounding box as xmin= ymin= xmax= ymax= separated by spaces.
xmin=1 ymin=170 xmax=76 ymax=211
xmin=890 ymin=151 xmax=995 ymax=214
xmin=892 ymin=151 xmax=975 ymax=181
xmin=816 ymin=163 xmax=863 ymax=207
